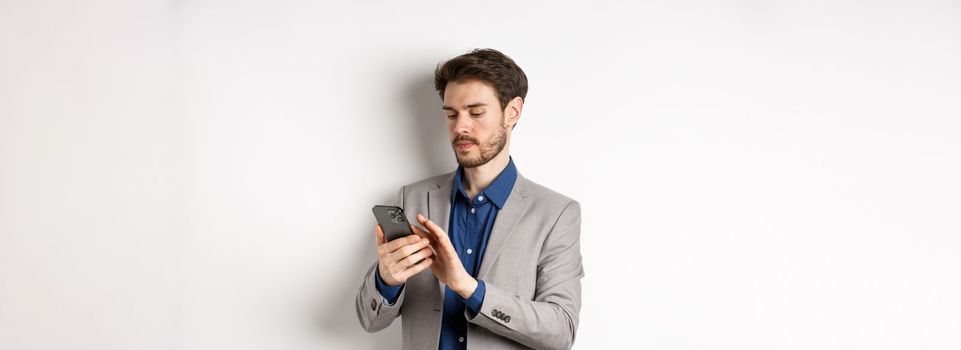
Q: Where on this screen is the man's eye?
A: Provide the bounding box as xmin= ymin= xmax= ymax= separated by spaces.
xmin=470 ymin=113 xmax=483 ymax=117
xmin=446 ymin=114 xmax=456 ymax=119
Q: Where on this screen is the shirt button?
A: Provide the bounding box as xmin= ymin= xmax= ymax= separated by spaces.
xmin=478 ymin=195 xmax=485 ymax=201
xmin=467 ymin=248 xmax=473 ymax=255
xmin=470 ymin=208 xmax=475 ymax=214
xmin=458 ymin=336 xmax=464 ymax=343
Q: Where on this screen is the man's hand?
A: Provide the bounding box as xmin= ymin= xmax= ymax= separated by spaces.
xmin=412 ymin=213 xmax=478 ymax=299
xmin=375 ymin=224 xmax=434 ymax=286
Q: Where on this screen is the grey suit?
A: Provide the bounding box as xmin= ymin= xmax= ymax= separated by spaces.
xmin=356 ymin=170 xmax=583 ymax=349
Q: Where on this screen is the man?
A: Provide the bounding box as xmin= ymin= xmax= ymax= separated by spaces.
xmin=355 ymin=48 xmax=583 ymax=350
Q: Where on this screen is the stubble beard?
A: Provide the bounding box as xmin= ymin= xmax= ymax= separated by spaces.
xmin=453 ymin=120 xmax=509 ymax=169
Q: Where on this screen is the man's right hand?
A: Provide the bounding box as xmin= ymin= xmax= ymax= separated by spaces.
xmin=375 ymin=224 xmax=434 ymax=286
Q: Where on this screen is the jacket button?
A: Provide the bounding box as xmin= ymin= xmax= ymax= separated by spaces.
xmin=370 ymin=298 xmax=377 ymax=311
xmin=505 ymin=316 xmax=511 ymax=323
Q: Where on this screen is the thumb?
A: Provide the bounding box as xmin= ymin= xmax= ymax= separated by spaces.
xmin=374 ymin=224 xmax=386 ymax=245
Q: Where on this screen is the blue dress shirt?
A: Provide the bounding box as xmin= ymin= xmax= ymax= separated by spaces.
xmin=375 ymin=156 xmax=518 ymax=349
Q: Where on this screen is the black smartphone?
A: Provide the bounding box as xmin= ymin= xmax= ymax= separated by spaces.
xmin=372 ymin=205 xmax=415 ymax=242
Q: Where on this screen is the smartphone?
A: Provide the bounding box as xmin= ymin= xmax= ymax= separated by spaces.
xmin=372 ymin=205 xmax=415 ymax=242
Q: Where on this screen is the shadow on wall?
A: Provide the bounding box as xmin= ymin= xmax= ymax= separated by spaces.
xmin=405 ymin=74 xmax=456 ymax=178
xmin=314 ymin=71 xmax=452 ymax=348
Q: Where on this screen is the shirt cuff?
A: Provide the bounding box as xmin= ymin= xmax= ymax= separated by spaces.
xmin=464 ymin=280 xmax=486 ymax=316
xmin=374 ymin=265 xmax=404 ymax=305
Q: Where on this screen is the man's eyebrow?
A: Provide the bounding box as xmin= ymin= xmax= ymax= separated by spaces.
xmin=442 ymin=103 xmax=488 ymax=111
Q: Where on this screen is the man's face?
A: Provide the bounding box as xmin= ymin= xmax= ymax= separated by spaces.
xmin=442 ymin=80 xmax=510 ymax=169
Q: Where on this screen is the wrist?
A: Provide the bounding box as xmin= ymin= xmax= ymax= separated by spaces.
xmin=453 ymin=275 xmax=478 ymax=299
xmin=378 ymin=265 xmax=401 ymax=286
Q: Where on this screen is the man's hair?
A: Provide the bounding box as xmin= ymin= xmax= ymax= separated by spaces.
xmin=434 ymin=48 xmax=528 ymax=128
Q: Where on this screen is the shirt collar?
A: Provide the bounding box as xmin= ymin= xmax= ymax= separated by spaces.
xmin=451 ymin=155 xmax=518 ymax=209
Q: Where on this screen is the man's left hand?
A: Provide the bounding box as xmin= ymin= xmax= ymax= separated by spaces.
xmin=411 ymin=213 xmax=478 ymax=299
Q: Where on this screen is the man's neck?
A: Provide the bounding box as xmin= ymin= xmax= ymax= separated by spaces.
xmin=462 ymin=151 xmax=510 ymax=200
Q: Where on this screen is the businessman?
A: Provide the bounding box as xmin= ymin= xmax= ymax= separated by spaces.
xmin=356 ymin=48 xmax=583 ymax=350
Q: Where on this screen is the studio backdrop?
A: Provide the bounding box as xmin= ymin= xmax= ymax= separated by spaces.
xmin=1 ymin=1 xmax=959 ymax=349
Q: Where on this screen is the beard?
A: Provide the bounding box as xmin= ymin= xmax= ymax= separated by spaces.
xmin=452 ymin=120 xmax=509 ymax=169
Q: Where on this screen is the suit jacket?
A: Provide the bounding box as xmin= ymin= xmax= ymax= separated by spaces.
xmin=356 ymin=169 xmax=583 ymax=349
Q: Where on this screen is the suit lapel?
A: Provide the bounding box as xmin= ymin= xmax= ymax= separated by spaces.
xmin=426 ymin=172 xmax=454 ymax=234
xmin=424 ymin=171 xmax=531 ymax=292
xmin=478 ymin=173 xmax=530 ymax=279
xmin=427 ymin=172 xmax=455 ymax=296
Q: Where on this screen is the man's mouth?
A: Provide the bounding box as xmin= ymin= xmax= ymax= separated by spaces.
xmin=456 ymin=142 xmax=475 ymax=150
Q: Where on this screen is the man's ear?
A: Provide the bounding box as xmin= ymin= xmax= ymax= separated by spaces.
xmin=504 ymin=96 xmax=523 ymax=128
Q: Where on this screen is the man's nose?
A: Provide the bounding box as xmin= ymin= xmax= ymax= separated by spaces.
xmin=453 ymin=114 xmax=472 ymax=134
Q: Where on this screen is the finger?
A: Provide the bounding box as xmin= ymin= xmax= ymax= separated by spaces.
xmin=416 ymin=213 xmax=449 ymax=244
xmin=410 ymin=224 xmax=431 ymax=240
xmin=434 ymin=235 xmax=457 ymax=257
xmin=410 ymin=224 xmax=433 ymax=243
xmin=396 ymin=257 xmax=433 ymax=281
xmin=384 ymin=240 xmax=434 ymax=273
xmin=387 ymin=244 xmax=432 ymax=275
xmin=386 ymin=238 xmax=432 ymax=265
xmin=410 ymin=224 xmax=443 ymax=253
xmin=400 ymin=246 xmax=434 ymax=269
xmin=378 ymin=233 xmax=421 ymax=256
xmin=412 ymin=221 xmax=447 ymax=250
xmin=416 ymin=219 xmax=455 ymax=258
xmin=374 ymin=224 xmax=386 ymax=246
xmin=426 ymin=221 xmax=447 ymax=243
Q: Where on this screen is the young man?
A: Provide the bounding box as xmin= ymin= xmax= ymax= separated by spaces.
xmin=356 ymin=48 xmax=583 ymax=350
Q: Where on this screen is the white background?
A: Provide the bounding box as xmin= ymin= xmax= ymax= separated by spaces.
xmin=2 ymin=1 xmax=960 ymax=349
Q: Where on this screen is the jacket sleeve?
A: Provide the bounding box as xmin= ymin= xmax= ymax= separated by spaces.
xmin=355 ymin=185 xmax=408 ymax=332
xmin=466 ymin=200 xmax=584 ymax=350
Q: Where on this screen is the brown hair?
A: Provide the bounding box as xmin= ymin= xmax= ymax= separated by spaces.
xmin=434 ymin=48 xmax=528 ymax=128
